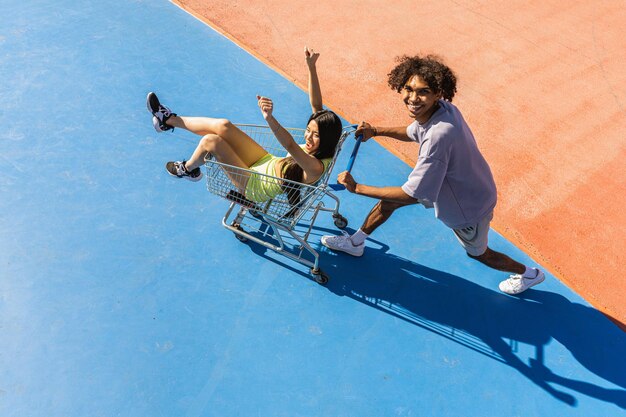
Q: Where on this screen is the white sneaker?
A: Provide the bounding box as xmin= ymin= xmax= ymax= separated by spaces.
xmin=499 ymin=268 xmax=545 ymax=295
xmin=321 ymin=232 xmax=364 ymax=257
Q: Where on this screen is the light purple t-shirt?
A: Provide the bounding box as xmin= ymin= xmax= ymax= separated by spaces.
xmin=401 ymin=100 xmax=497 ymax=229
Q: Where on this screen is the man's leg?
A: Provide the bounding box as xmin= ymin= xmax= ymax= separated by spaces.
xmin=453 ymin=214 xmax=545 ymax=294
xmin=469 ymin=248 xmax=545 ymax=295
xmin=361 ymin=199 xmax=412 ymax=234
xmin=468 ymin=248 xmax=525 ymax=274
xmin=321 ymin=199 xmax=415 ymax=256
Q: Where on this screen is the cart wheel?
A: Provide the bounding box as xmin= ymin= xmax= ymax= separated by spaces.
xmin=231 ymin=222 xmax=248 ymax=242
xmin=310 ymin=268 xmax=329 ymax=285
xmin=333 ymin=214 xmax=348 ymax=229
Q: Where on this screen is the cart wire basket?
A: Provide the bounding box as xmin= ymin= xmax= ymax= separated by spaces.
xmin=204 ymin=123 xmax=356 ymax=284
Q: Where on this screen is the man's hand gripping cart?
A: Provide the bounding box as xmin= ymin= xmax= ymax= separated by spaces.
xmin=203 ymin=124 xmax=356 ymax=284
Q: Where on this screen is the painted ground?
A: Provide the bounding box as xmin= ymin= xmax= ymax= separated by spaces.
xmin=1 ymin=1 xmax=624 ymax=416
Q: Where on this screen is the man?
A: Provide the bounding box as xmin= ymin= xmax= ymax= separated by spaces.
xmin=321 ymin=55 xmax=544 ymax=294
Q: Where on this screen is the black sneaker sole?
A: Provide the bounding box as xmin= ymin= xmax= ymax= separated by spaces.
xmin=146 ymin=92 xmax=161 ymax=116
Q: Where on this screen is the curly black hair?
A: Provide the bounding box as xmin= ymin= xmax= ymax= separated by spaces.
xmin=387 ymin=55 xmax=457 ymax=102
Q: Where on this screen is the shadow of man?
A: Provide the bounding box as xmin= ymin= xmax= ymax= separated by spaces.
xmin=232 ymin=221 xmax=625 ymax=408
xmin=322 ymin=244 xmax=626 ymax=409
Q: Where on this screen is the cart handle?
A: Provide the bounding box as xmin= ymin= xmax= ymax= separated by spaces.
xmin=329 ymin=129 xmax=363 ymax=191
xmin=345 ymin=133 xmax=363 ymax=173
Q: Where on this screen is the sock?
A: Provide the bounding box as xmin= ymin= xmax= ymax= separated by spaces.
xmin=523 ymin=266 xmax=537 ymax=279
xmin=350 ymin=229 xmax=369 ymax=246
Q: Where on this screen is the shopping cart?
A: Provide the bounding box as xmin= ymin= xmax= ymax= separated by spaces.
xmin=204 ymin=123 xmax=356 ymax=284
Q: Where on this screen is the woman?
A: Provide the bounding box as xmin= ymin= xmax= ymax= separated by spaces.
xmin=146 ymin=47 xmax=342 ymax=204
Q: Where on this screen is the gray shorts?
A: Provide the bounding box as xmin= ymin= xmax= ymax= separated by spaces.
xmin=452 ymin=211 xmax=493 ymax=256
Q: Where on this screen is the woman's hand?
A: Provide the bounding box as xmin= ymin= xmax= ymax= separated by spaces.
xmin=337 ymin=171 xmax=357 ymax=193
xmin=304 ymin=46 xmax=320 ymax=68
xmin=355 ymin=121 xmax=377 ymax=142
xmin=305 ymin=46 xmax=323 ymax=113
xmin=257 ymin=95 xmax=273 ymax=120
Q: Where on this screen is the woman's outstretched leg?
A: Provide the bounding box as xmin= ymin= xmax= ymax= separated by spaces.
xmin=147 ymin=92 xmax=267 ymax=167
xmin=166 ymin=134 xmax=251 ymax=191
xmin=169 ymin=117 xmax=267 ymax=167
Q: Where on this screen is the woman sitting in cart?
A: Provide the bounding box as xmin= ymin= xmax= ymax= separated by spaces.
xmin=146 ymin=46 xmax=342 ymax=203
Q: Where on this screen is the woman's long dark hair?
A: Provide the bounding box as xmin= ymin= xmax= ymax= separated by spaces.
xmin=281 ymin=110 xmax=342 ymax=214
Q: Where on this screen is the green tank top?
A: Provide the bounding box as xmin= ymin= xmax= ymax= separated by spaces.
xmin=244 ymin=146 xmax=332 ymax=203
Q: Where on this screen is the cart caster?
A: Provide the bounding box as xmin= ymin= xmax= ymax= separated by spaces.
xmin=231 ymin=222 xmax=248 ymax=242
xmin=333 ymin=214 xmax=348 ymax=229
xmin=310 ymin=268 xmax=329 ymax=285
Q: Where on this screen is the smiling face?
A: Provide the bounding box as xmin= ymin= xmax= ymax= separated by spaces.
xmin=401 ymin=75 xmax=442 ymax=124
xmin=304 ymin=119 xmax=320 ymax=153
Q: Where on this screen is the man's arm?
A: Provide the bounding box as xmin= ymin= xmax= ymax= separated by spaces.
xmin=373 ymin=126 xmax=413 ymax=141
xmin=355 ymin=123 xmax=412 ymax=142
xmin=338 ymin=171 xmax=418 ymax=204
xmin=355 ymin=184 xmax=418 ymax=204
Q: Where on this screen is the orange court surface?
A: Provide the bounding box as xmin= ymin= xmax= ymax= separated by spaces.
xmin=174 ymin=0 xmax=626 ymax=328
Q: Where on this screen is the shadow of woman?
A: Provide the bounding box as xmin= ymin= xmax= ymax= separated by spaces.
xmin=322 ymin=245 xmax=626 ymax=409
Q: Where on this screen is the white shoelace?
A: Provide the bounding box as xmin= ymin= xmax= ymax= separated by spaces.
xmin=175 ymin=162 xmax=187 ymax=176
xmin=336 ymin=231 xmax=359 ymax=247
xmin=158 ymin=106 xmax=171 ymax=118
xmin=506 ymin=274 xmax=524 ymax=291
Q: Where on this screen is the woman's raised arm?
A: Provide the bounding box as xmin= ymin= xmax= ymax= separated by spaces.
xmin=257 ymin=95 xmax=297 ymax=152
xmin=257 ymin=95 xmax=324 ymax=180
xmin=305 ymin=46 xmax=323 ymax=113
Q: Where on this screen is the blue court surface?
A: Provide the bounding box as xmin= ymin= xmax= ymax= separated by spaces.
xmin=1 ymin=1 xmax=625 ymax=416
